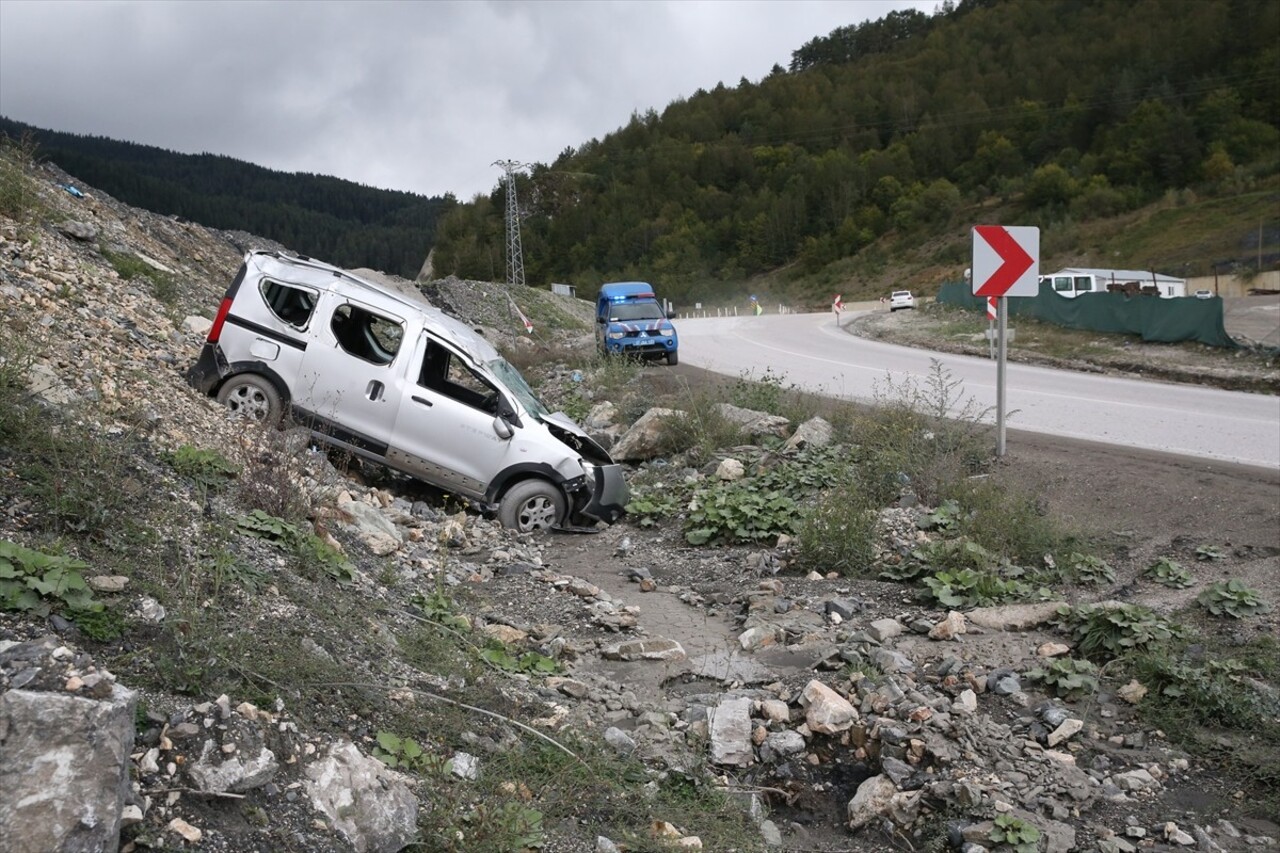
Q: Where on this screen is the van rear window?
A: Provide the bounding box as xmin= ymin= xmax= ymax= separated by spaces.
xmin=261 ymin=280 xmax=317 ymax=329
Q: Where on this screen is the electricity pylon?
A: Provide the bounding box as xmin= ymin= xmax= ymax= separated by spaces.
xmin=493 ymin=160 xmax=527 ymax=287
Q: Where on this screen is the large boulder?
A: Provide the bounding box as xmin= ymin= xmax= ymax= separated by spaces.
xmin=610 ymin=408 xmax=683 ymax=462
xmin=782 ymin=416 xmax=833 ymax=452
xmin=0 ymin=639 xmax=137 ymax=853
xmin=305 ymin=740 xmax=419 ymax=853
xmin=799 ymin=680 xmax=858 ymax=734
xmin=707 ymin=696 xmax=755 ymax=766
xmin=846 ymin=773 xmax=897 ymax=831
xmin=714 ymin=403 xmax=791 ymax=440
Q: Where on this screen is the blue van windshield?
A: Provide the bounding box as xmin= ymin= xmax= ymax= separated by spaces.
xmin=608 ymin=303 xmax=664 ymax=322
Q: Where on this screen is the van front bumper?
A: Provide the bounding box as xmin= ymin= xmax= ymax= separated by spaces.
xmin=578 ymin=462 xmax=629 ymax=525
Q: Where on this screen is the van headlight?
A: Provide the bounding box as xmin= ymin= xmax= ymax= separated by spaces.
xmin=607 ymin=331 xmax=625 ymax=340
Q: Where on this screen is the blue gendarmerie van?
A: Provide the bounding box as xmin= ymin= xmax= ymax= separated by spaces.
xmin=595 ymin=282 xmax=678 ymax=365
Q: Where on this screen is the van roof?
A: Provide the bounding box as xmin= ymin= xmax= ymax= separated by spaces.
xmin=246 ymin=251 xmax=500 ymax=363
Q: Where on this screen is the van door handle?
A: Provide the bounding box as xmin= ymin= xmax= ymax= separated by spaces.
xmin=366 ymin=380 xmax=384 ymax=401
xmin=411 ymin=395 xmax=432 ymax=407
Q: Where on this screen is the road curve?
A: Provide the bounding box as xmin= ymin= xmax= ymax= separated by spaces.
xmin=676 ymin=311 xmax=1280 ymax=470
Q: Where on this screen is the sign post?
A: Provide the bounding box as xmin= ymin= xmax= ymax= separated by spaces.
xmin=986 ymin=297 xmax=997 ymax=359
xmin=971 ymin=225 xmax=1039 ymax=458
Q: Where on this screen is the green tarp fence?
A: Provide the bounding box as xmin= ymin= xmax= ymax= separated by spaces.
xmin=935 ymin=281 xmax=1238 ymax=348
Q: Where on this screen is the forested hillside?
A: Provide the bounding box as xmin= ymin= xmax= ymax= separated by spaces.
xmin=432 ymin=0 xmax=1279 ymax=307
xmin=2 ymin=0 xmax=1276 ymax=301
xmin=0 ymin=117 xmax=453 ymax=279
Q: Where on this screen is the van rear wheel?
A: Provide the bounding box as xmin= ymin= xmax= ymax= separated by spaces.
xmin=498 ymin=480 xmax=566 ymax=533
xmin=216 ymin=374 xmax=283 ymax=425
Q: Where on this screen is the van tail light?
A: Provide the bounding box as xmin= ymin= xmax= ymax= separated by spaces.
xmin=207 ymin=296 xmax=233 ymax=343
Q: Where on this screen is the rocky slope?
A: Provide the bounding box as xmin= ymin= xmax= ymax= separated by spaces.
xmin=1 ymin=153 xmax=1278 ymax=853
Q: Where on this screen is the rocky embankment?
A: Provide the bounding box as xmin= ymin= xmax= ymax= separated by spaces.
xmin=1 ymin=157 xmax=1277 ymax=852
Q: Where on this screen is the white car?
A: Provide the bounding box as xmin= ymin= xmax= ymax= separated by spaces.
xmin=1194 ymin=289 xmax=1213 ymax=300
xmin=889 ymin=290 xmax=915 ymax=311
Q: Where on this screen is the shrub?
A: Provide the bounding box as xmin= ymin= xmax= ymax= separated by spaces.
xmin=948 ymin=478 xmax=1075 ymax=568
xmin=684 ymin=446 xmax=849 ymax=545
xmin=1056 ymin=603 xmax=1183 ymax=661
xmin=234 ymin=510 xmax=353 ymax=583
xmin=685 ymin=479 xmax=801 ymax=545
xmin=1145 ymin=557 xmax=1193 ymax=588
xmin=990 ymin=814 xmax=1042 ymax=853
xmin=0 ymin=133 xmax=44 ymax=223
xmin=795 ymin=480 xmax=880 ymax=576
xmin=167 ymin=445 xmax=239 ymax=490
xmin=0 ymin=539 xmax=102 ymax=616
xmin=921 ymin=568 xmax=1044 ymax=608
xmin=856 ymin=360 xmax=993 ymax=506
xmin=1197 ymin=580 xmax=1271 ymax=619
xmin=624 ymin=480 xmax=686 ymax=528
xmin=1026 ymin=657 xmax=1100 ymax=698
xmin=1064 ymin=552 xmax=1115 ymax=585
xmin=7 ymin=402 xmax=155 ymax=550
xmin=647 ymin=393 xmax=744 ymax=467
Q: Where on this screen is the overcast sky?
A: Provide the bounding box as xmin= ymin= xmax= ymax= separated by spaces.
xmin=0 ymin=0 xmax=933 ymax=201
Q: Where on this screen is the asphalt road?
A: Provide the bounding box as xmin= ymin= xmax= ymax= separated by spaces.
xmin=676 ymin=311 xmax=1280 ymax=470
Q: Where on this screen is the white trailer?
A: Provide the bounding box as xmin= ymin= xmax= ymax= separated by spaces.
xmin=1039 ymin=267 xmax=1187 ymax=299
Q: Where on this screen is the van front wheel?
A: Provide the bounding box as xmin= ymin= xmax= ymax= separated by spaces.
xmin=498 ymin=480 xmax=566 ymax=533
xmin=666 ymin=351 xmax=678 ymax=366
xmin=216 ymin=374 xmax=283 ymax=425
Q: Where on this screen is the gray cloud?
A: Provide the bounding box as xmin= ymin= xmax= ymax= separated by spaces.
xmin=0 ymin=0 xmax=931 ymax=199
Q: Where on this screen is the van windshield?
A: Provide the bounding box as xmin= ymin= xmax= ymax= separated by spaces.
xmin=608 ymin=302 xmax=664 ymax=321
xmin=486 ymin=358 xmax=548 ymax=418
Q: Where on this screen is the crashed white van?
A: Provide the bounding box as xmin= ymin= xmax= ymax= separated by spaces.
xmin=187 ymin=251 xmax=628 ymax=532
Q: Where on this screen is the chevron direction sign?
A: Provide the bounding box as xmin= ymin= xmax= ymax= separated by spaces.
xmin=971 ymin=225 xmax=1039 ymax=297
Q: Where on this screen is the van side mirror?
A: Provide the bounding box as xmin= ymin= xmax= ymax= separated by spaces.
xmin=492 ymin=416 xmax=513 ymax=440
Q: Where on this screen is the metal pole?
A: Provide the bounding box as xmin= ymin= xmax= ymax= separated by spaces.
xmin=996 ymin=296 xmax=1007 ymax=458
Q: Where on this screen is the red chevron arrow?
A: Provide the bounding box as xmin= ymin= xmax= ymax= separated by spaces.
xmin=974 ymin=225 xmax=1034 ymax=297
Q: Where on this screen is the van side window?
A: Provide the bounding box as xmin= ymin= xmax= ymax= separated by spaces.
xmin=331 ymin=304 xmax=403 ymax=366
xmin=418 ymin=340 xmax=499 ymax=414
xmin=260 ymin=280 xmax=317 ymax=328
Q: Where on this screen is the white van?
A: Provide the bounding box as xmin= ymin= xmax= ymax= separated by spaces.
xmin=187 ymin=251 xmax=628 ymax=532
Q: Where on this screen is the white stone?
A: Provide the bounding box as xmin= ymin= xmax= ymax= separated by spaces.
xmin=800 ymin=680 xmax=857 ymax=734
xmin=1047 ymin=718 xmax=1083 ymax=747
xmin=846 ymin=774 xmax=896 ymax=830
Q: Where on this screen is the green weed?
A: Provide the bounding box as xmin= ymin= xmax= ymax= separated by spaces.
xmin=947 ymin=478 xmax=1076 ymax=568
xmin=1197 ymin=579 xmax=1271 ymax=618
xmin=0 ymin=539 xmax=102 ymax=616
xmin=1145 ymin=557 xmax=1193 ymax=588
xmin=0 ymin=132 xmax=45 ymax=223
xmin=921 ymin=568 xmax=1045 ymax=608
xmin=795 ymin=479 xmax=879 ymax=576
xmin=234 ymin=510 xmax=353 ymax=584
xmin=989 ymin=814 xmax=1041 ymax=853
xmin=1056 ymin=603 xmax=1183 ymax=662
xmin=1026 ymin=657 xmax=1100 ymax=699
xmin=167 ymin=444 xmax=239 ymax=490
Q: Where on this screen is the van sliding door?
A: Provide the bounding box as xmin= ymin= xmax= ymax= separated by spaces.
xmin=294 ymin=297 xmax=405 ymax=455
